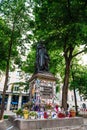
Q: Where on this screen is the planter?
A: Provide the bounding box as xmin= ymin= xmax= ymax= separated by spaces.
xmin=24 ymin=114 xmax=29 ymax=119
xmin=70 ymin=111 xmax=76 ymax=117
xmin=30 ymin=116 xmax=35 ymax=119
xmin=23 ymin=108 xmax=29 ymax=119
xmin=29 ymin=111 xmax=37 ymax=119
xmin=16 ymin=115 xmax=22 ymax=118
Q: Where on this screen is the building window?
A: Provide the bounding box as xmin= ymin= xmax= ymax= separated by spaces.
xmin=6 ymin=85 xmax=8 ymax=90
xmin=14 ymin=86 xmax=19 ymax=91
xmin=16 ymin=71 xmax=20 ymax=76
xmin=24 ymin=89 xmax=28 ymax=93
xmin=71 ymin=95 xmax=74 ymax=101
xmin=80 ymin=96 xmax=83 ymax=101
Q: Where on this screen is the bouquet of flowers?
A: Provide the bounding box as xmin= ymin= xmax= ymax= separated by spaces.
xmin=45 ymin=103 xmax=52 ymax=110
xmin=29 ymin=111 xmax=37 ymax=117
xmin=58 ymin=112 xmax=66 ymax=118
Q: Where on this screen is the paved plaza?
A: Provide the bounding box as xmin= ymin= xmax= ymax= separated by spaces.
xmin=0 ymin=119 xmax=19 ymax=130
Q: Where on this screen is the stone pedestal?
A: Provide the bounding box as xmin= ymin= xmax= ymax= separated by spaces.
xmin=29 ymin=72 xmax=56 ymax=104
xmin=9 ymin=116 xmax=84 ymax=130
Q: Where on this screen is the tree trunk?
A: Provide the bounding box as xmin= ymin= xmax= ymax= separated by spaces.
xmin=0 ymin=63 xmax=9 ymax=120
xmin=62 ymin=59 xmax=71 ymax=111
xmin=73 ymin=86 xmax=78 ymax=115
xmin=0 ymin=25 xmax=14 ymax=120
xmin=62 ymin=42 xmax=74 ymax=111
xmin=72 ymin=70 xmax=78 ymax=115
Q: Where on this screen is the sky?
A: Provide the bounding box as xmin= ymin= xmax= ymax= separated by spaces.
xmin=78 ymin=54 xmax=87 ymax=66
xmin=81 ymin=54 xmax=87 ymax=65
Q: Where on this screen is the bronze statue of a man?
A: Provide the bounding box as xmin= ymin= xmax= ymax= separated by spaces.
xmin=35 ymin=43 xmax=50 ymax=73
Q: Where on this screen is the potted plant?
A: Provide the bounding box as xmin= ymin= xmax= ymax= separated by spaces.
xmin=16 ymin=108 xmax=23 ymax=117
xmin=4 ymin=115 xmax=8 ymax=119
xmin=58 ymin=112 xmax=66 ymax=118
xmin=29 ymin=111 xmax=37 ymax=119
xmin=70 ymin=107 xmax=76 ymax=117
xmin=23 ymin=107 xmax=29 ymax=119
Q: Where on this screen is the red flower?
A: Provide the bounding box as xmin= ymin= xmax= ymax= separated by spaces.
xmin=44 ymin=112 xmax=48 ymax=119
xmin=58 ymin=112 xmax=65 ymax=118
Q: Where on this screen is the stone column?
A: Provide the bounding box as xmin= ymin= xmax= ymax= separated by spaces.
xmin=6 ymin=94 xmax=12 ymax=111
xmin=18 ymin=94 xmax=22 ymax=109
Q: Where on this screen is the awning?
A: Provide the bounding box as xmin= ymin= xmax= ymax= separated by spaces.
xmin=11 ymin=101 xmax=18 ymax=105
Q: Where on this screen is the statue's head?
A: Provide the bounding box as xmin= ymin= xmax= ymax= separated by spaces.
xmin=37 ymin=40 xmax=45 ymax=49
xmin=37 ymin=43 xmax=43 ymax=49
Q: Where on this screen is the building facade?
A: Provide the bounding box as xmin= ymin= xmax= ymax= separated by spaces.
xmin=0 ymin=69 xmax=29 ymax=110
xmin=0 ymin=69 xmax=87 ymax=111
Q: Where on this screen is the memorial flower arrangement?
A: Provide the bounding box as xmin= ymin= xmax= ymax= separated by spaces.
xmin=23 ymin=107 xmax=29 ymax=119
xmin=29 ymin=111 xmax=37 ymax=119
xmin=23 ymin=107 xmax=29 ymax=114
xmin=16 ymin=108 xmax=23 ymax=117
xmin=23 ymin=101 xmax=34 ymax=110
xmin=44 ymin=111 xmax=48 ymax=119
xmin=69 ymin=107 xmax=76 ymax=117
xmin=23 ymin=109 xmax=29 ymax=114
xmin=29 ymin=111 xmax=37 ymax=117
xmin=45 ymin=103 xmax=52 ymax=110
xmin=57 ymin=107 xmax=66 ymax=118
xmin=58 ymin=112 xmax=66 ymax=118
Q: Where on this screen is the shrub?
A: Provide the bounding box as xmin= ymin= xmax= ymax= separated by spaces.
xmin=4 ymin=115 xmax=8 ymax=119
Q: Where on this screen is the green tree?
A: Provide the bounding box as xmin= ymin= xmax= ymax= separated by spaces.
xmin=32 ymin=0 xmax=87 ymax=110
xmin=70 ymin=63 xmax=87 ymax=114
xmin=21 ymin=47 xmax=36 ymax=74
xmin=0 ymin=18 xmax=11 ymax=71
xmin=70 ymin=65 xmax=87 ymax=100
xmin=70 ymin=61 xmax=82 ymax=114
xmin=0 ymin=0 xmax=33 ymax=120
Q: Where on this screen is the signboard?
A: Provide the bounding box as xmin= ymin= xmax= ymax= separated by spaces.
xmin=40 ymin=85 xmax=53 ymax=99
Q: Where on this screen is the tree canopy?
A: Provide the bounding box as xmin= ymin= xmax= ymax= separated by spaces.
xmin=0 ymin=0 xmax=34 ymax=120
xmin=70 ymin=64 xmax=87 ymax=100
xmin=0 ymin=18 xmax=11 ymax=71
xmin=32 ymin=0 xmax=87 ymax=110
xmin=0 ymin=0 xmax=34 ymax=69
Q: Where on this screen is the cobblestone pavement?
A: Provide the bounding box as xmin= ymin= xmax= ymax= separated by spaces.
xmin=0 ymin=119 xmax=19 ymax=130
xmin=83 ymin=118 xmax=87 ymax=130
xmin=0 ymin=118 xmax=87 ymax=130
